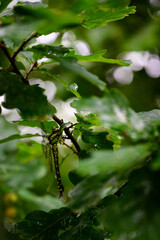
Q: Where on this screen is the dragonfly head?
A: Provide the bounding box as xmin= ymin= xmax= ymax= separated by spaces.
xmin=52 ymin=126 xmax=59 ymax=133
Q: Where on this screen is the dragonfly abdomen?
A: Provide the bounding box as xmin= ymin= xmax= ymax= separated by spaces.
xmin=52 ymin=144 xmax=64 ymax=198
xmin=48 ymin=128 xmax=64 ymax=198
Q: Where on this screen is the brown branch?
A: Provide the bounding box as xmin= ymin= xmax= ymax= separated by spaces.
xmin=0 ymin=41 xmax=27 ymax=83
xmin=53 ymin=114 xmax=81 ymax=154
xmin=12 ymin=32 xmax=38 ymax=59
xmin=62 ymin=139 xmax=78 ymax=155
xmin=25 ymin=61 xmax=37 ymax=81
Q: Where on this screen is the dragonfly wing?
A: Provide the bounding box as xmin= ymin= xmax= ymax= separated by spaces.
xmin=48 ymin=144 xmax=54 ymax=173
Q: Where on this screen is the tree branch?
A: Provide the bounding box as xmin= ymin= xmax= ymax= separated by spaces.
xmin=53 ymin=114 xmax=81 ymax=154
xmin=62 ymin=139 xmax=78 ymax=155
xmin=25 ymin=61 xmax=38 ymax=81
xmin=12 ymin=32 xmax=38 ymax=59
xmin=0 ymin=41 xmax=27 ymax=83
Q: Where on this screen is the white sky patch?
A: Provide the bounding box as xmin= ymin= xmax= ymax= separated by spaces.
xmin=8 ymin=0 xmax=42 ymax=8
xmin=53 ymin=99 xmax=77 ymax=123
xmin=145 ymin=55 xmax=160 ymax=78
xmin=0 ymin=95 xmax=21 ymax=121
xmin=61 ymin=31 xmax=76 ymax=47
xmin=29 ymin=78 xmax=56 ymax=102
xmin=74 ymin=40 xmax=91 ymax=56
xmin=113 ymin=66 xmax=133 ymax=85
xmin=113 ymin=51 xmax=160 ymax=85
xmin=113 ymin=106 xmax=127 ymax=123
xmin=37 ymin=57 xmax=51 ymax=64
xmin=32 ymin=32 xmax=60 ymax=46
xmin=125 ymin=51 xmax=150 ymax=71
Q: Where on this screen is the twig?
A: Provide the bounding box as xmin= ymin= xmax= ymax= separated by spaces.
xmin=62 ymin=139 xmax=78 ymax=155
xmin=12 ymin=32 xmax=38 ymax=59
xmin=25 ymin=61 xmax=37 ymax=81
xmin=0 ymin=41 xmax=27 ymax=83
xmin=53 ymin=115 xmax=81 ymax=154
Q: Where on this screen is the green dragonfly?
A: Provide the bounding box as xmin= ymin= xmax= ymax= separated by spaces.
xmin=41 ymin=121 xmax=64 ymax=198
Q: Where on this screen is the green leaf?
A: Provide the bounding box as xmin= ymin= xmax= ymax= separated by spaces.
xmin=0 ymin=0 xmax=12 ymax=13
xmin=28 ymin=44 xmax=70 ymax=61
xmin=76 ymin=127 xmax=113 ymax=149
xmin=17 ymin=120 xmax=58 ymax=134
xmin=0 ymin=71 xmax=55 ymax=118
xmin=59 ymin=225 xmax=105 ymax=240
xmin=68 ymin=174 xmax=115 ymax=211
xmin=60 ymin=57 xmax=106 ymax=91
xmin=82 ymin=1 xmax=136 ymax=29
xmin=100 ymin=167 xmax=160 ymax=240
xmin=10 ymin=208 xmax=73 ymax=240
xmin=67 ymin=50 xmax=131 ymax=66
xmin=14 ymin=5 xmax=81 ymax=34
xmin=71 ymin=89 xmax=148 ymax=141
xmin=77 ymin=143 xmax=155 ymax=176
xmin=67 ymin=83 xmax=81 ymax=99
xmin=0 ymin=133 xmax=40 ymax=144
xmin=138 ymin=109 xmax=160 ymax=123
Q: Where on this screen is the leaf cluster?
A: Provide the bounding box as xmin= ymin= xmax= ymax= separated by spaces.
xmin=0 ymin=1 xmax=160 ymax=240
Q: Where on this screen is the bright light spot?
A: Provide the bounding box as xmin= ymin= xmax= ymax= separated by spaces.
xmin=0 ymin=95 xmax=21 ymax=121
xmin=113 ymin=67 xmax=133 ymax=85
xmin=74 ymin=40 xmax=90 ymax=56
xmin=2 ymin=108 xmax=21 ymax=121
xmin=29 ymin=79 xmax=56 ymax=102
xmin=61 ymin=31 xmax=76 ymax=47
xmin=125 ymin=51 xmax=150 ymax=71
xmin=156 ymin=97 xmax=160 ymax=108
xmin=113 ymin=106 xmax=126 ymax=123
xmin=150 ymin=0 xmax=160 ymax=7
xmin=37 ymin=57 xmax=51 ymax=64
xmin=145 ymin=55 xmax=160 ymax=78
xmin=18 ymin=126 xmax=42 ymax=143
xmin=0 ymin=29 xmax=6 ymax=37
xmin=33 ymin=32 xmax=59 ymax=45
xmin=53 ymin=99 xmax=77 ymax=123
xmin=8 ymin=0 xmax=41 ymax=8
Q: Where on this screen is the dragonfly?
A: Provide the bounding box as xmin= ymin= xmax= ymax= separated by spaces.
xmin=40 ymin=121 xmax=64 ymax=198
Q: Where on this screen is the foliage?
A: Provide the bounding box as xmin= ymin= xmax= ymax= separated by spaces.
xmin=0 ymin=0 xmax=160 ymax=240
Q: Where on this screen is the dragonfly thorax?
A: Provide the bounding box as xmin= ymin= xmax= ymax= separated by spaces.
xmin=48 ymin=127 xmax=59 ymax=145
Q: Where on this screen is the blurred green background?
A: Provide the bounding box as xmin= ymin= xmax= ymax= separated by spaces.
xmin=0 ymin=0 xmax=160 ymax=239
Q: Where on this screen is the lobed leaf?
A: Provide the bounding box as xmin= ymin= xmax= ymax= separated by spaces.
xmin=77 ymin=143 xmax=155 ymax=176
xmin=67 ymin=50 xmax=131 ymax=66
xmin=71 ymin=88 xmax=148 ymax=141
xmin=0 ymin=133 xmax=40 ymax=144
xmin=0 ymin=71 xmax=55 ymax=118
xmin=82 ymin=1 xmax=136 ymax=29
xmin=0 ymin=0 xmax=12 ymax=13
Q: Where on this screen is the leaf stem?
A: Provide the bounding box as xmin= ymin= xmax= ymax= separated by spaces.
xmin=25 ymin=61 xmax=38 ymax=81
xmin=0 ymin=41 xmax=27 ymax=83
xmin=12 ymin=31 xmax=38 ymax=59
xmin=62 ymin=139 xmax=79 ymax=155
xmin=53 ymin=114 xmax=81 ymax=154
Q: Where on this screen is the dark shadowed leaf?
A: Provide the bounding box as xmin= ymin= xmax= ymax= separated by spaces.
xmin=77 ymin=143 xmax=155 ymax=176
xmin=0 ymin=0 xmax=12 ymax=13
xmin=0 ymin=71 xmax=55 ymax=118
xmin=82 ymin=1 xmax=136 ymax=29
xmin=10 ymin=208 xmax=73 ymax=239
xmin=100 ymin=168 xmax=160 ymax=240
xmin=14 ymin=5 xmax=81 ymax=34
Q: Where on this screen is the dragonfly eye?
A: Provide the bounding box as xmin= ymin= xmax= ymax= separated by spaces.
xmin=52 ymin=126 xmax=59 ymax=131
